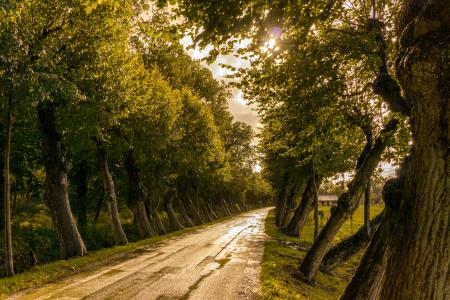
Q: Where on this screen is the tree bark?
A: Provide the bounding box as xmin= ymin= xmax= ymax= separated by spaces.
xmin=95 ymin=141 xmax=128 ymax=245
xmin=222 ymin=198 xmax=232 ymax=215
xmin=37 ymin=102 xmax=86 ymax=259
xmin=298 ymin=119 xmax=398 ymax=283
xmin=124 ymin=148 xmax=155 ymax=239
xmin=284 ymin=177 xmax=317 ymax=237
xmin=4 ymin=95 xmax=14 ymax=276
xmin=152 ymin=211 xmax=166 ymax=234
xmin=364 ymin=179 xmax=371 ymax=237
xmin=177 ymin=196 xmax=195 ymax=227
xmin=205 ymin=199 xmax=220 ymax=219
xmin=320 ymin=211 xmax=384 ymax=273
xmin=199 ymin=197 xmax=213 ymax=222
xmin=165 ymin=194 xmax=184 ymax=231
xmin=276 ymin=172 xmax=290 ymax=227
xmin=343 ymin=2 xmax=450 ymax=298
xmin=280 ymin=182 xmax=300 ymax=228
xmin=313 ymin=185 xmax=319 ymax=241
xmin=340 ymin=171 xmax=405 ymax=299
xmin=186 ymin=194 xmax=204 ymax=225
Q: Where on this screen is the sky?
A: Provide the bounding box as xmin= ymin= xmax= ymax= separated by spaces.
xmin=180 ymin=36 xmax=261 ymax=131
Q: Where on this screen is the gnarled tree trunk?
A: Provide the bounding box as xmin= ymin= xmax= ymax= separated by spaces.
xmin=284 ymin=176 xmax=317 ymax=237
xmin=165 ymin=194 xmax=184 ymax=231
xmin=320 ymin=210 xmax=384 ymax=273
xmin=38 ymin=102 xmax=86 ymax=259
xmin=124 ymin=149 xmax=155 ymax=238
xmin=280 ymin=182 xmax=300 ymax=228
xmin=95 ymin=141 xmax=128 ymax=245
xmin=342 ymin=2 xmax=450 ymax=298
xmin=298 ymin=119 xmax=398 ymax=283
xmin=364 ymin=179 xmax=371 ymax=237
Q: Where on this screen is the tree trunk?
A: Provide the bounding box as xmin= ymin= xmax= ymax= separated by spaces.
xmin=343 ymin=2 xmax=450 ymax=298
xmin=276 ymin=172 xmax=290 ymax=227
xmin=0 ymin=123 xmax=5 ymax=232
xmin=165 ymin=194 xmax=184 ymax=231
xmin=4 ymin=97 xmax=14 ymax=276
xmin=152 ymin=211 xmax=166 ymax=235
xmin=320 ymin=211 xmax=384 ymax=273
xmin=221 ymin=198 xmax=232 ymax=216
xmin=186 ymin=194 xmax=204 ymax=225
xmin=205 ymin=199 xmax=220 ymax=219
xmin=124 ymin=149 xmax=155 ymax=239
xmin=37 ymin=102 xmax=86 ymax=259
xmin=364 ymin=179 xmax=371 ymax=237
xmin=313 ymin=186 xmax=319 ymax=241
xmin=280 ymin=182 xmax=300 ymax=228
xmin=95 ymin=141 xmax=128 ymax=245
xmin=340 ymin=172 xmax=405 ymax=299
xmin=298 ymin=119 xmax=398 ymax=283
xmin=284 ymin=177 xmax=316 ymax=237
xmin=199 ymin=197 xmax=213 ymax=222
xmin=177 ymin=196 xmax=195 ymax=227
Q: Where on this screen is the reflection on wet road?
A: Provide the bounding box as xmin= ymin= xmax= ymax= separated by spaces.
xmin=11 ymin=208 xmax=270 ymax=300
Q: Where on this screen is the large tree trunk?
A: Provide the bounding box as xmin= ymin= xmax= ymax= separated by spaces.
xmin=320 ymin=211 xmax=384 ymax=273
xmin=4 ymin=96 xmax=14 ymax=276
xmin=37 ymin=102 xmax=86 ymax=259
xmin=342 ymin=2 xmax=450 ymax=298
xmin=298 ymin=119 xmax=398 ymax=283
xmin=284 ymin=177 xmax=317 ymax=237
xmin=165 ymin=194 xmax=184 ymax=231
xmin=340 ymin=169 xmax=406 ymax=299
xmin=95 ymin=141 xmax=128 ymax=245
xmin=186 ymin=194 xmax=204 ymax=225
xmin=124 ymin=149 xmax=155 ymax=239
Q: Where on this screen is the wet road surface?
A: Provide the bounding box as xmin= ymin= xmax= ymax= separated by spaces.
xmin=11 ymin=208 xmax=270 ymax=300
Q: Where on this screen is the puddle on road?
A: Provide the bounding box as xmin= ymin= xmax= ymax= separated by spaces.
xmin=102 ymin=269 xmax=125 ymax=277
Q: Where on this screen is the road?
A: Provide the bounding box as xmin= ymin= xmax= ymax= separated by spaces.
xmin=12 ymin=208 xmax=270 ymax=300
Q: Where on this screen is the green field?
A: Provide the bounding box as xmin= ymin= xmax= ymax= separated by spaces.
xmin=261 ymin=205 xmax=384 ymax=300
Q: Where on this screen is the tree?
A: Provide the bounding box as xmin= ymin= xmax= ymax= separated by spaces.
xmin=166 ymin=0 xmax=448 ymax=296
xmin=341 ymin=1 xmax=449 ymax=298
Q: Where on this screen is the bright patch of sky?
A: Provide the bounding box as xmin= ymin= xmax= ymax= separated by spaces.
xmin=180 ymin=36 xmax=261 ymax=130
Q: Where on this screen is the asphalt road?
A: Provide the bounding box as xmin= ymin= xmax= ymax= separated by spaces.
xmin=12 ymin=208 xmax=270 ymax=300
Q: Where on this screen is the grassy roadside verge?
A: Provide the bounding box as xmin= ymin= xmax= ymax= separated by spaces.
xmin=0 ymin=211 xmax=242 ymax=298
xmin=260 ymin=206 xmax=383 ymax=299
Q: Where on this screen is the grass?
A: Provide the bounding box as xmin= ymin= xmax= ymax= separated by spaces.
xmin=0 ymin=212 xmax=239 ymax=298
xmin=261 ymin=205 xmax=384 ymax=300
